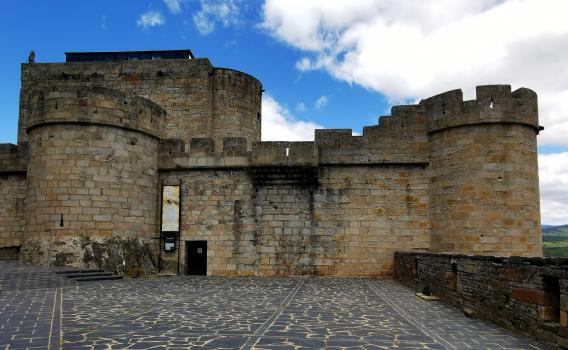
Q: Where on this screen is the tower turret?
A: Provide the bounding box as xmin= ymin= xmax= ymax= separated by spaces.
xmin=22 ymin=86 xmax=166 ymax=265
xmin=424 ymin=85 xmax=542 ymax=256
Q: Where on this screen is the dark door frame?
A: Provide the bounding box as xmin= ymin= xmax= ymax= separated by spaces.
xmin=186 ymin=240 xmax=207 ymax=275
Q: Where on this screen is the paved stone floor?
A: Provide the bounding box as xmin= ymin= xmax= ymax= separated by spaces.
xmin=0 ymin=261 xmax=553 ymax=350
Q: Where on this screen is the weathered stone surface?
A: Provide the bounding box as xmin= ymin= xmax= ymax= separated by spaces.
xmin=82 ymin=237 xmax=157 ymax=276
xmin=19 ymin=236 xmax=156 ymax=276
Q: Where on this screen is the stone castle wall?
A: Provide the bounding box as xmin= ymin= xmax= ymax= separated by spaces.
xmin=158 ymin=164 xmax=429 ymax=277
xmin=0 ymin=51 xmax=544 ymax=276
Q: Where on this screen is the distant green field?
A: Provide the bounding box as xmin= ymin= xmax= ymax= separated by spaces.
xmin=542 ymin=225 xmax=568 ymax=257
xmin=543 ymin=240 xmax=568 ymax=257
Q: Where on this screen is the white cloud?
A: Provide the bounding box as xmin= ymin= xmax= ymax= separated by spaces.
xmin=101 ymin=15 xmax=107 ymax=30
xmin=262 ymin=95 xmax=323 ymax=141
xmin=193 ymin=0 xmax=240 ymax=35
xmin=163 ymin=0 xmax=182 ymax=14
xmin=262 ymin=0 xmax=568 ymax=225
xmin=137 ymin=11 xmax=165 ymax=28
xmin=315 ymin=95 xmax=329 ymax=110
xmin=296 ymin=102 xmax=306 ymax=112
xmin=295 ymin=57 xmax=313 ymax=71
xmin=539 ymin=152 xmax=568 ymax=225
xmin=193 ymin=12 xmax=215 ymax=35
xmin=261 ymin=0 xmax=568 ymax=147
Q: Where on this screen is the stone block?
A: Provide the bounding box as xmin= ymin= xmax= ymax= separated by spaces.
xmin=463 ymin=261 xmax=479 ymax=273
xmin=511 ymin=289 xmax=552 ymax=305
xmin=538 ymin=305 xmax=560 ymax=322
xmin=190 ymin=138 xmax=214 ymax=153
xmin=223 ymin=137 xmax=247 ymax=153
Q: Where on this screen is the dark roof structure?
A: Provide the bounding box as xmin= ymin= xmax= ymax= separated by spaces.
xmin=65 ymin=49 xmax=194 ymax=62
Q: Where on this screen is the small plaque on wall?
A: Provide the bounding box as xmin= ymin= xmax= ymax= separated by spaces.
xmin=161 ymin=185 xmax=180 ymax=232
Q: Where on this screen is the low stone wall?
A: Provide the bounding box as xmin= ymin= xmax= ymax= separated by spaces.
xmin=394 ymin=252 xmax=568 ymax=348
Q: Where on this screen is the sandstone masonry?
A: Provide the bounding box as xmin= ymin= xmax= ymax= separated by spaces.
xmin=0 ymin=50 xmax=543 ymax=276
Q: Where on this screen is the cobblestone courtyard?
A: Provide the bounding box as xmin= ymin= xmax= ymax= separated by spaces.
xmin=0 ymin=261 xmax=551 ymax=350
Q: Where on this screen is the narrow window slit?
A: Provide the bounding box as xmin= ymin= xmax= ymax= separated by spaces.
xmin=451 ymin=262 xmax=458 ymax=290
xmin=542 ymin=276 xmax=561 ymax=322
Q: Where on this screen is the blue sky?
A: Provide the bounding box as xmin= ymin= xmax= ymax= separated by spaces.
xmin=1 ymin=0 xmax=568 ymax=224
xmin=0 ymin=0 xmax=387 ymax=144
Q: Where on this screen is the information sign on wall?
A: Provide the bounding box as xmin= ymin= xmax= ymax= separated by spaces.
xmin=161 ymin=185 xmax=180 ymax=232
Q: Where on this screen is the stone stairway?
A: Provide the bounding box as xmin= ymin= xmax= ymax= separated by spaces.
xmin=54 ymin=268 xmax=123 ymax=282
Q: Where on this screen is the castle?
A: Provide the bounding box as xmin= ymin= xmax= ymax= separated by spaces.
xmin=0 ymin=50 xmax=543 ymax=276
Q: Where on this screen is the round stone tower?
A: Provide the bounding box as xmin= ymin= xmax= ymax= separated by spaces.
xmin=424 ymin=85 xmax=542 ymax=256
xmin=22 ymin=86 xmax=166 ymax=266
xmin=211 ymin=68 xmax=262 ymax=150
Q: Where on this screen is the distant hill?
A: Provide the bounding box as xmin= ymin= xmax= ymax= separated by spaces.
xmin=541 ymin=224 xmax=568 ymax=257
xmin=542 ymin=224 xmax=568 ymax=238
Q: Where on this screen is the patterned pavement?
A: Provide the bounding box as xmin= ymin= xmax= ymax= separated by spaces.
xmin=0 ymin=261 xmax=552 ymax=350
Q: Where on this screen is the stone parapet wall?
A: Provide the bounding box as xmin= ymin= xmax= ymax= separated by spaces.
xmin=0 ymin=143 xmax=28 ymax=173
xmin=394 ymin=252 xmax=568 ymax=348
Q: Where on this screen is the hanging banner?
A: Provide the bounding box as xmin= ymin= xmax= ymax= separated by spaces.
xmin=161 ymin=185 xmax=180 ymax=232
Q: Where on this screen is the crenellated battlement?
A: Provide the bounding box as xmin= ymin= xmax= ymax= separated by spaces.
xmin=315 ymin=103 xmax=428 ymax=165
xmin=156 ymin=84 xmax=539 ymax=171
xmin=421 ymin=85 xmax=539 ymax=133
xmin=0 ymin=143 xmax=27 ymax=173
xmin=26 ymin=86 xmax=166 ymax=138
